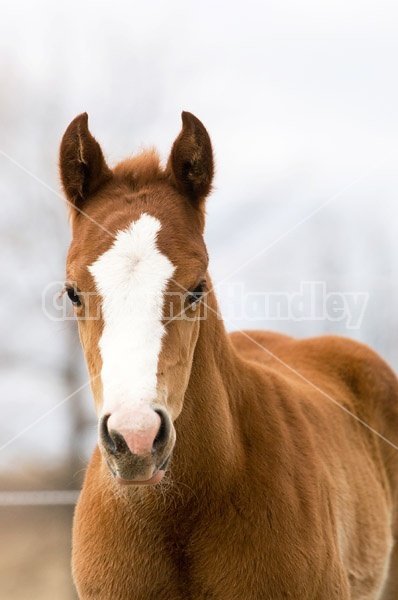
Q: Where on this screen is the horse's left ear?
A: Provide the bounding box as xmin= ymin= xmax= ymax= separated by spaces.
xmin=167 ymin=111 xmax=214 ymax=206
xmin=59 ymin=113 xmax=112 ymax=213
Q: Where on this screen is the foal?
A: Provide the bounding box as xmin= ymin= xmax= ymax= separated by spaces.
xmin=60 ymin=112 xmax=398 ymax=599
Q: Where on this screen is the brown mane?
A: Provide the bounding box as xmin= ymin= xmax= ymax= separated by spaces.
xmin=113 ymin=149 xmax=164 ymax=189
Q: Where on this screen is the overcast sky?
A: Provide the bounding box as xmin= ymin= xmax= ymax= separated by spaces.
xmin=1 ymin=0 xmax=397 ymax=466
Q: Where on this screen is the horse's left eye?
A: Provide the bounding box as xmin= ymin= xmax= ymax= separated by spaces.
xmin=188 ymin=281 xmax=206 ymax=305
xmin=66 ymin=286 xmax=82 ymax=307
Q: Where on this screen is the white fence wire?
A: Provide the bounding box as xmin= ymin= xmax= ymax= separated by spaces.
xmin=0 ymin=490 xmax=80 ymax=506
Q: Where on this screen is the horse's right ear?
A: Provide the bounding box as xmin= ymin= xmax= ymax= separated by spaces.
xmin=59 ymin=113 xmax=112 ymax=212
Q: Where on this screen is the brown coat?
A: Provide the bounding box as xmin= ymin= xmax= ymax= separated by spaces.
xmin=60 ymin=112 xmax=398 ymax=599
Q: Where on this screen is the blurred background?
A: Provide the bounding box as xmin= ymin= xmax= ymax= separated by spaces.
xmin=1 ymin=0 xmax=397 ymax=597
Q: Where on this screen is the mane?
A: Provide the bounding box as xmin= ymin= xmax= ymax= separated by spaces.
xmin=66 ymin=149 xmax=164 ymax=226
xmin=113 ymin=149 xmax=164 ymax=189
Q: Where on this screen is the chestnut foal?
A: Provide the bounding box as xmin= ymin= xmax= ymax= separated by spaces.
xmin=60 ymin=112 xmax=398 ymax=599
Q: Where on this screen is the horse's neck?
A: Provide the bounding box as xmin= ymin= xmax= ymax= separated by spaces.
xmin=172 ymin=290 xmax=246 ymax=494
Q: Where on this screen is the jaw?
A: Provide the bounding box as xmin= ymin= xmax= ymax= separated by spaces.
xmin=115 ymin=470 xmax=166 ymax=486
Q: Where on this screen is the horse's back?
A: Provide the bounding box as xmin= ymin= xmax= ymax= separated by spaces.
xmin=230 ymin=330 xmax=398 ymax=477
xmin=230 ymin=329 xmax=398 ymax=599
xmin=231 ymin=328 xmax=397 ymax=456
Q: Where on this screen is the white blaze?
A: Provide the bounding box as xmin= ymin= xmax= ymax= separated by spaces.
xmin=89 ymin=213 xmax=175 ymax=418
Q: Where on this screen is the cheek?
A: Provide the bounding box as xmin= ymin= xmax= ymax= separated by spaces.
xmin=158 ymin=319 xmax=200 ymax=419
xmin=78 ymin=321 xmax=104 ymax=415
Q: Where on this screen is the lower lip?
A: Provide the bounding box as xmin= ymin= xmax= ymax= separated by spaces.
xmin=115 ymin=470 xmax=166 ymax=486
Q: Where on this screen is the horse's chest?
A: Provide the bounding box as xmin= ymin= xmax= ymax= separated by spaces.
xmin=122 ymin=536 xmax=271 ymax=600
xmin=74 ymin=488 xmax=322 ymax=599
xmin=155 ymin=508 xmax=319 ymax=600
xmin=75 ymin=515 xmax=304 ymax=600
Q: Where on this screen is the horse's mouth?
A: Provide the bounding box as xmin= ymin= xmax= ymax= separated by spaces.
xmin=159 ymin=455 xmax=170 ymax=472
xmin=108 ymin=455 xmax=171 ymax=486
xmin=115 ymin=469 xmax=165 ymax=486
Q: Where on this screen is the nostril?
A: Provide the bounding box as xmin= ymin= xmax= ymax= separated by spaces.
xmin=100 ymin=414 xmax=128 ymax=455
xmin=153 ymin=409 xmax=170 ymax=451
xmin=100 ymin=414 xmax=112 ymax=445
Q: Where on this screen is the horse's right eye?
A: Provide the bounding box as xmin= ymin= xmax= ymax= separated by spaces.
xmin=66 ymin=286 xmax=82 ymax=307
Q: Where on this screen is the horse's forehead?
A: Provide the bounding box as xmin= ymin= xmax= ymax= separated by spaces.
xmin=67 ymin=204 xmax=164 ymax=275
xmin=67 ymin=191 xmax=206 ymax=285
xmin=88 ymin=213 xmax=176 ymax=300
